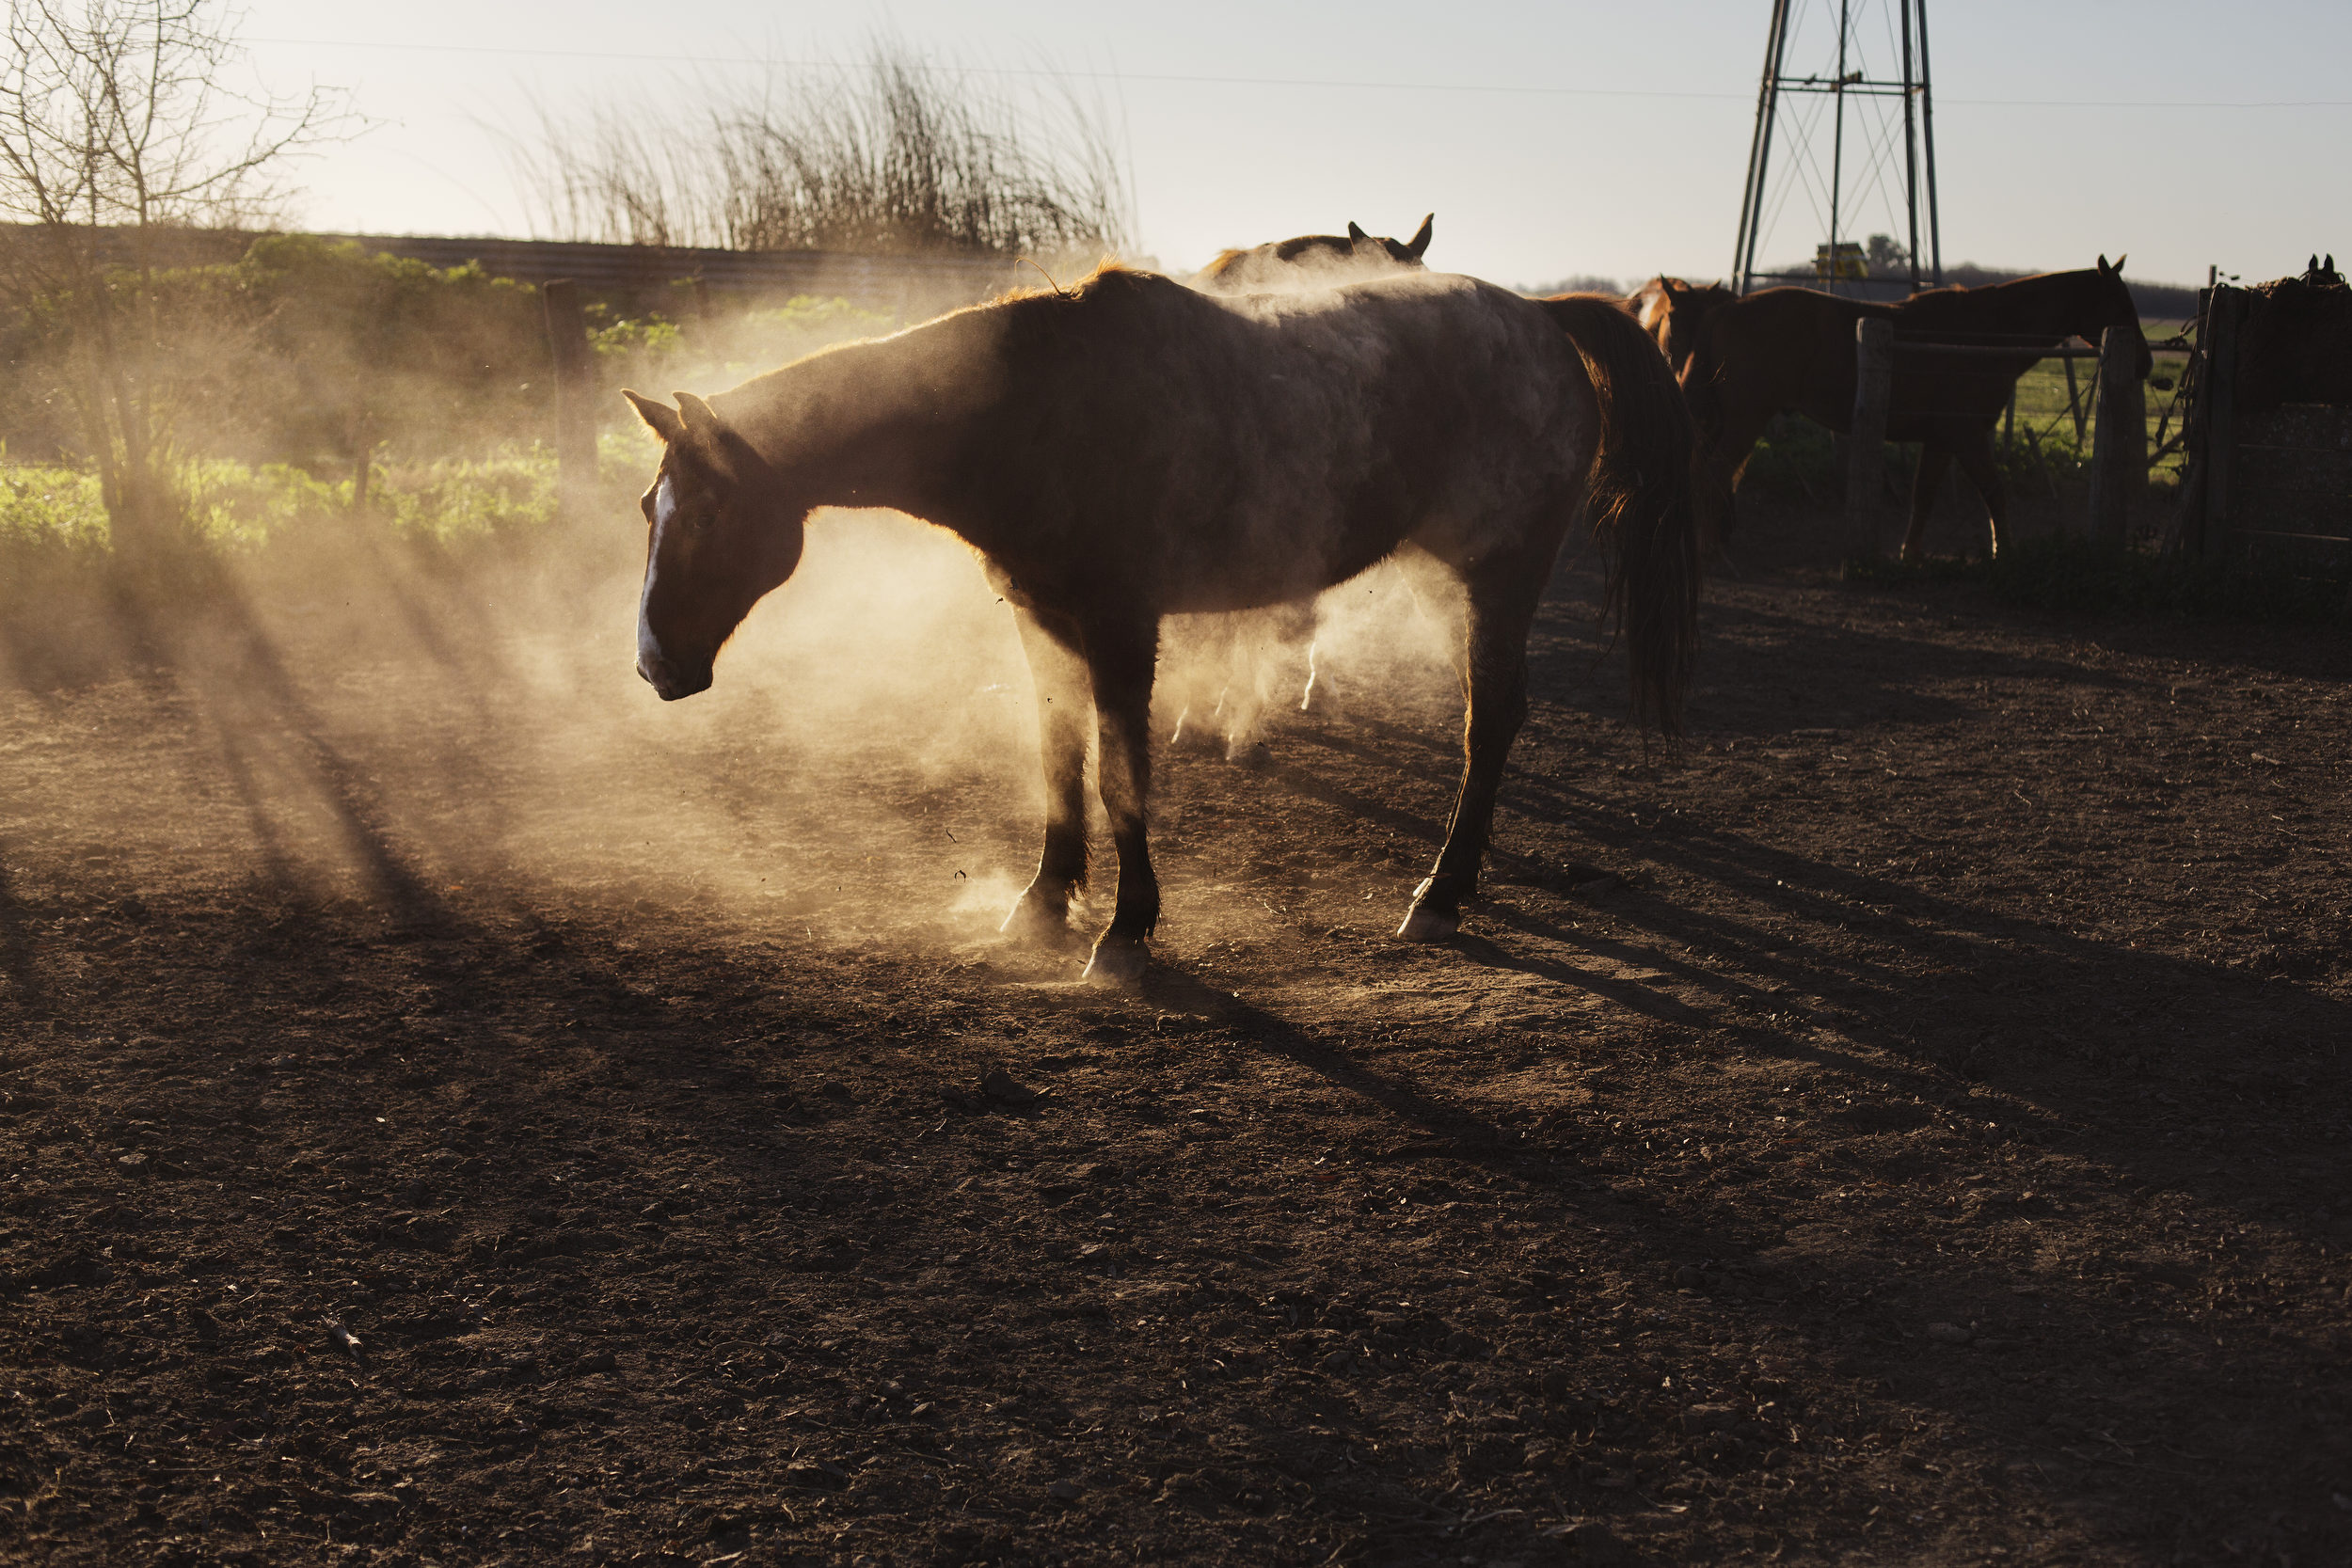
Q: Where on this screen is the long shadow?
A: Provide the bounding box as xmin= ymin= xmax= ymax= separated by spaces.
xmin=0 ymin=851 xmax=42 ymax=1020
xmin=23 ymin=864 xmax=2339 ymax=1563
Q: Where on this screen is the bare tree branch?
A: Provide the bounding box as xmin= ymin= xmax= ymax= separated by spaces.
xmin=0 ymin=0 xmax=352 ymax=549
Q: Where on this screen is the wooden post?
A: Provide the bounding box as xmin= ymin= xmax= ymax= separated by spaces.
xmin=2200 ymin=288 xmax=2245 ymax=562
xmin=2063 ymin=351 xmax=2087 ymax=443
xmin=1846 ymin=317 xmax=1894 ymax=558
xmin=542 ymin=278 xmax=597 ymax=515
xmin=2089 ymin=325 xmax=2145 ymax=546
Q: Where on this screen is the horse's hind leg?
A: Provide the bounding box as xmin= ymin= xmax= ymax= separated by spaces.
xmin=1694 ymin=418 xmax=1764 ymax=573
xmin=1952 ymin=427 xmax=2011 ymax=556
xmin=1003 ymin=605 xmax=1090 ymax=945
xmin=1903 ymin=445 xmax=1955 ymax=562
xmin=1078 ymin=612 xmax=1163 ymax=985
xmin=1398 ymin=568 xmax=1541 ymax=942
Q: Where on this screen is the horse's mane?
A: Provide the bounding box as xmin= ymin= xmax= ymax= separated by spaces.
xmin=1197 ymin=247 xmax=1254 ymax=282
xmin=1199 ymin=234 xmax=1356 ymax=276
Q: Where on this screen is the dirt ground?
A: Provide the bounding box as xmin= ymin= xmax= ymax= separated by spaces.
xmin=0 ymin=489 xmax=2346 ymax=1568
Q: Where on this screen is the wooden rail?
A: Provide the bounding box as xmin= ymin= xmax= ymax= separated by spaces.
xmin=1893 ymin=337 xmax=2191 ymax=360
xmin=1848 ymin=323 xmax=2154 ymax=555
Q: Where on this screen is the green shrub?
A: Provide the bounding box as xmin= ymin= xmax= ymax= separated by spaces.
xmin=1 ymin=447 xmax=563 ymax=558
xmin=0 ymin=460 xmax=109 ymax=550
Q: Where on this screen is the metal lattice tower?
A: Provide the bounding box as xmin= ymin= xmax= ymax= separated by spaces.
xmin=1731 ymin=0 xmax=1942 ymax=296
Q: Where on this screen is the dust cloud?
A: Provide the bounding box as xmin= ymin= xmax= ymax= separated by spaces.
xmin=2 ymin=467 xmax=1468 ymax=962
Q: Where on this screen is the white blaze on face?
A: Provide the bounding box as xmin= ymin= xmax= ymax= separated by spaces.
xmin=638 ymin=473 xmax=679 ymax=672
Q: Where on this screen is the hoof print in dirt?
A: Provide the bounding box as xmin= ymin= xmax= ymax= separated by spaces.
xmin=784 ymin=1458 xmax=850 ymax=1492
xmin=1546 ymin=1520 xmax=1630 ymax=1562
xmin=981 ymin=1067 xmax=1042 ymax=1107
xmin=944 ymin=1068 xmax=1044 ymax=1113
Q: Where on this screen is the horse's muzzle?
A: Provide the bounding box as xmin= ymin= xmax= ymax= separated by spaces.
xmin=637 ymin=653 xmax=712 ymax=702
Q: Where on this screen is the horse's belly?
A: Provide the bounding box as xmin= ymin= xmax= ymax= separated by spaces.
xmin=1153 ymin=493 xmax=1406 ymax=614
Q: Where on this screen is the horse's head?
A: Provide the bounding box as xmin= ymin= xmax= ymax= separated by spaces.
xmin=1346 ymin=213 xmax=1435 ymax=268
xmin=623 ymin=388 xmax=805 ymax=701
xmin=1629 ymin=276 xmax=1735 ymax=374
xmin=2089 ymin=254 xmax=2152 ymax=381
xmin=1196 ymin=215 xmax=1433 ymax=293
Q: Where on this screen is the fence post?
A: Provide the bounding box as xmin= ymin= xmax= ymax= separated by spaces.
xmin=1846 ymin=317 xmax=1894 ymax=558
xmin=542 ymin=278 xmax=597 ymax=516
xmin=2089 ymin=325 xmax=2145 ymax=546
xmin=2200 ymin=289 xmax=2245 ymax=562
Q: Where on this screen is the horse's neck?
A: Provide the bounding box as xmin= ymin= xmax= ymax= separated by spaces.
xmin=721 ymin=322 xmax=996 ymax=527
xmin=1997 ymin=272 xmax=2105 ymax=342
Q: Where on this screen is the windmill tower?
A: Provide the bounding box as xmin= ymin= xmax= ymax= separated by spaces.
xmin=1731 ymin=0 xmax=1942 ymax=296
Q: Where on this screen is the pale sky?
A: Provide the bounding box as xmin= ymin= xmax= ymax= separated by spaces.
xmin=242 ymin=0 xmax=2351 ymax=291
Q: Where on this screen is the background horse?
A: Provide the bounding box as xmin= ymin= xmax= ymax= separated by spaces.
xmin=1625 ymin=276 xmax=1733 ymax=375
xmin=1191 ymin=214 xmax=1433 ymax=293
xmin=1680 ymin=257 xmax=2147 ymax=560
xmin=624 ymin=263 xmax=1694 ymax=983
xmin=1169 ymin=214 xmax=1438 ymax=757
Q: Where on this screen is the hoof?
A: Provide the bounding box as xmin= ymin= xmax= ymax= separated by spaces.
xmin=1396 ymin=903 xmax=1459 ymax=942
xmin=1396 ymin=879 xmax=1460 ymax=942
xmin=1082 ymin=937 xmax=1149 ymax=987
xmin=1000 ymin=895 xmax=1073 ymax=946
xmin=1227 ymin=740 xmax=1272 ymax=769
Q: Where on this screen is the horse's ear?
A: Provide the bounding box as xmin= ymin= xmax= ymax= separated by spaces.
xmin=1402 ymin=214 xmax=1434 ymax=260
xmin=623 ymin=389 xmax=685 ymax=445
xmin=1347 ymin=221 xmax=1370 ymax=243
xmin=675 ymin=392 xmax=726 ymax=441
xmin=2111 ymin=252 xmax=2126 ymax=274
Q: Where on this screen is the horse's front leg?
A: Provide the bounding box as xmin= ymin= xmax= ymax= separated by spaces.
xmin=1399 ymin=571 xmax=1539 ymax=942
xmin=1077 ymin=612 xmax=1161 ymax=985
xmin=1002 ymin=605 xmax=1091 ymax=945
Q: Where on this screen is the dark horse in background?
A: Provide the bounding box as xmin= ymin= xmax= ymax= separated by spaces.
xmin=623 ymin=263 xmax=1695 ymax=983
xmin=1680 ymin=257 xmax=2147 ymax=560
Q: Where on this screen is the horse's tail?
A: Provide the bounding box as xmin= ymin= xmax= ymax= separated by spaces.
xmin=1541 ymin=293 xmax=1699 ymax=736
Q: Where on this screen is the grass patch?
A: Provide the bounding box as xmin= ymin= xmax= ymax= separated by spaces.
xmin=1848 ymin=534 xmax=2351 ymax=624
xmin=1 ymin=448 xmax=568 ymax=558
xmin=1733 ymin=416 xmax=2093 ymax=506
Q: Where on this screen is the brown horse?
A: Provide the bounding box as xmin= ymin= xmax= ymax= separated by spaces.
xmin=1625 ymin=276 xmax=1734 ymax=375
xmin=1193 ymin=214 xmax=1433 ymax=293
xmin=1170 ymin=216 xmax=1438 ymax=754
xmin=624 ymin=264 xmax=1694 ymax=983
xmin=1682 ymin=257 xmax=2147 ymax=559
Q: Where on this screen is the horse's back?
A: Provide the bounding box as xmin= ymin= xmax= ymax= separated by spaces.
xmin=1001 ymin=270 xmax=1592 ymax=610
xmin=1690 ymin=287 xmax=1888 ymax=431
